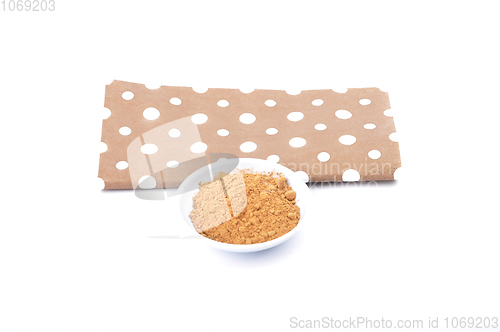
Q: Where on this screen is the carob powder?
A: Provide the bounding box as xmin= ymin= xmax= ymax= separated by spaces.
xmin=189 ymin=170 xmax=300 ymax=245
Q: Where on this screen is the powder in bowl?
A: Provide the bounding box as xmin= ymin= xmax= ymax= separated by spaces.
xmin=189 ymin=170 xmax=300 ymax=245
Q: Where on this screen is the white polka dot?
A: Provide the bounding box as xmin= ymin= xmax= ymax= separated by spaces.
xmin=167 ymin=160 xmax=180 ymax=168
xmin=286 ymin=89 xmax=301 ymax=95
xmin=116 ymin=161 xmax=129 ymax=170
xmin=359 ymin=98 xmax=371 ymax=105
xmin=145 ymin=83 xmax=161 ymax=89
xmin=389 ymin=132 xmax=399 ymax=142
xmin=191 ymin=113 xmax=208 ymax=125
xmin=192 ymin=87 xmax=208 ymax=93
xmin=190 ymin=142 xmax=207 ymax=154
xmin=332 ymin=88 xmax=348 ymax=93
xmin=217 ymin=100 xmax=229 ymax=107
xmin=217 ymin=129 xmax=229 ymax=136
xmin=119 ymin=127 xmax=131 ymax=136
xmin=267 ymin=155 xmax=280 ymax=163
xmin=265 ymin=99 xmax=276 ymax=107
xmin=315 ymin=124 xmax=327 ymax=131
xmin=239 ymin=113 xmax=256 ymax=124
xmin=239 ymin=87 xmax=255 ymax=94
xmin=122 ymin=91 xmax=134 ymax=100
xmin=317 ymin=152 xmax=330 ymax=162
xmin=97 ymin=177 xmax=105 ymax=190
xmin=168 ymin=128 xmax=181 ymax=138
xmin=384 ymin=109 xmax=394 ymax=117
xmin=335 ymin=110 xmax=352 ymax=119
xmin=339 ymin=135 xmax=356 ymax=145
xmin=266 ymin=128 xmax=278 ymax=135
xmin=364 ymin=123 xmax=376 ymax=130
xmin=368 ymin=150 xmax=381 ymax=159
xmin=143 ymin=107 xmax=160 ymax=120
xmin=99 ymin=142 xmax=108 ymax=153
xmin=342 ymin=169 xmax=360 ymax=182
xmin=289 ymin=137 xmax=306 ymax=148
xmin=101 ymin=107 xmax=111 ymax=119
xmin=141 ymin=144 xmax=158 ymax=154
xmin=312 ymin=99 xmax=324 ymax=106
xmin=240 ymin=141 xmax=257 ymax=153
xmin=287 ymin=112 xmax=304 ymax=122
xmin=170 ymin=97 xmax=182 ymax=105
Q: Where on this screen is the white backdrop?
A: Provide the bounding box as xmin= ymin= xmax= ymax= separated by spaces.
xmin=1 ymin=1 xmax=499 ymax=331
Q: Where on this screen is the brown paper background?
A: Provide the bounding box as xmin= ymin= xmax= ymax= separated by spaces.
xmin=99 ymin=80 xmax=401 ymax=189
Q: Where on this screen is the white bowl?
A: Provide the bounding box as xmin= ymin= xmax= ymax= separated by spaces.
xmin=178 ymin=158 xmax=312 ymax=253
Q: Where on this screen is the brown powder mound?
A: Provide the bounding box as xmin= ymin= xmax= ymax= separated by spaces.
xmin=189 ymin=170 xmax=300 ymax=245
